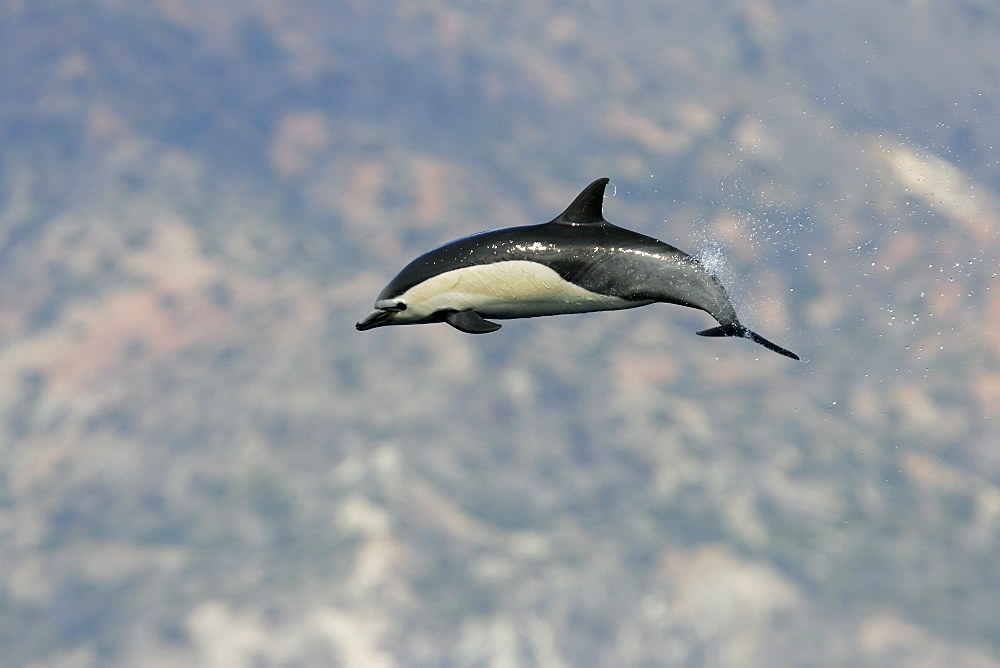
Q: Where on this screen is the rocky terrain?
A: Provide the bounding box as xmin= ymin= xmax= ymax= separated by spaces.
xmin=1 ymin=1 xmax=999 ymax=665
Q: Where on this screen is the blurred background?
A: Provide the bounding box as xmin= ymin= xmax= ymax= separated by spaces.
xmin=1 ymin=1 xmax=999 ymax=666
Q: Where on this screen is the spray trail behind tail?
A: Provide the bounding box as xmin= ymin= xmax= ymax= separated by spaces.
xmin=697 ymin=325 xmax=800 ymax=360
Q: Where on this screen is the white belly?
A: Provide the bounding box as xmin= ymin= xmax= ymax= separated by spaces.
xmin=383 ymin=260 xmax=647 ymax=321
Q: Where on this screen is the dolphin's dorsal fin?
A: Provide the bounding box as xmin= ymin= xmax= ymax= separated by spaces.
xmin=549 ymin=178 xmax=609 ymax=225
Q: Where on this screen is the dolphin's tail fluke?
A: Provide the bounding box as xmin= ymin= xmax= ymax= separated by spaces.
xmin=697 ymin=325 xmax=800 ymax=360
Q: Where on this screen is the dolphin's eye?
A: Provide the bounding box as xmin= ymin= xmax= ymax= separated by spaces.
xmin=392 ymin=302 xmax=407 ymax=312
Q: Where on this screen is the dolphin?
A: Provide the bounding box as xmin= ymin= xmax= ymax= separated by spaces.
xmin=356 ymin=178 xmax=799 ymax=359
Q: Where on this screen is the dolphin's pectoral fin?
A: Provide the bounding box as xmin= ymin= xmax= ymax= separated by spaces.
xmin=439 ymin=310 xmax=502 ymax=334
xmin=697 ymin=325 xmax=800 ymax=360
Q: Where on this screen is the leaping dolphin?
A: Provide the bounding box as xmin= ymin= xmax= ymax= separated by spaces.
xmin=357 ymin=178 xmax=799 ymax=360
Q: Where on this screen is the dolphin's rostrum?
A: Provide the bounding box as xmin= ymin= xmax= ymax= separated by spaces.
xmin=357 ymin=178 xmax=799 ymax=360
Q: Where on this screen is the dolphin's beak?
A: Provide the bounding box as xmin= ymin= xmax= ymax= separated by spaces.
xmin=356 ymin=309 xmax=396 ymax=331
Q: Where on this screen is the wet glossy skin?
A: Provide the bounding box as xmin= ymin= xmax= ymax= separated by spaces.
xmin=357 ymin=177 xmax=799 ymax=359
xmin=375 ymin=221 xmax=738 ymax=326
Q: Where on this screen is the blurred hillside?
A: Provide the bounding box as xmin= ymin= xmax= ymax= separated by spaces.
xmin=1 ymin=1 xmax=999 ymax=666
